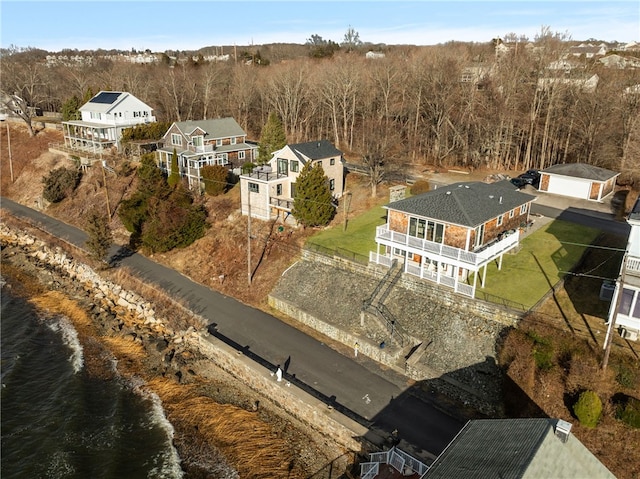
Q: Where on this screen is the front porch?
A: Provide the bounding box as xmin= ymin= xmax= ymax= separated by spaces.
xmin=371 ymin=225 xmax=520 ymax=298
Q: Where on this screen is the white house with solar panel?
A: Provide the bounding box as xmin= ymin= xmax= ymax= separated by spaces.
xmin=61 ymin=91 xmax=156 ymax=154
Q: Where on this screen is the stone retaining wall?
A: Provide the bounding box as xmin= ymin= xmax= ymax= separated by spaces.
xmin=0 ymin=223 xmax=363 ymax=453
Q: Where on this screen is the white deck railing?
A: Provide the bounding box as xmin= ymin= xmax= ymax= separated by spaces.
xmin=626 ymin=256 xmax=640 ymax=274
xmin=376 ymin=225 xmax=519 ymax=268
xmin=360 ymin=447 xmax=430 ymax=478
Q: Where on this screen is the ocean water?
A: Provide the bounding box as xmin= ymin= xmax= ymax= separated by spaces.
xmin=1 ymin=283 xmax=184 ymax=479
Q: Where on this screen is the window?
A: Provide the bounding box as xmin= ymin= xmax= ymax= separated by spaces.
xmin=90 ymin=112 xmax=100 ymax=120
xmin=216 ymin=139 xmax=223 ymax=147
xmin=330 ymin=158 xmax=335 ymax=166
xmin=171 ymin=134 xmax=182 ymax=146
xmin=276 ymin=184 xmax=282 ymax=195
xmin=248 ymin=182 xmax=259 ymax=193
xmin=290 ymin=160 xmax=299 ymax=173
xmin=192 ymin=136 xmax=203 ymax=148
xmin=133 ymin=111 xmax=140 ymax=118
xmin=278 ymin=158 xmax=288 ymax=176
xmin=329 ymin=178 xmax=335 ymax=190
xmin=619 ymin=288 xmax=634 ymax=315
xmin=215 ymin=153 xmax=228 ymax=165
xmin=290 ymin=183 xmax=296 ymax=198
xmin=509 ymin=209 xmax=515 ymax=219
xmin=634 ymin=292 xmax=640 ymax=319
xmin=231 ymin=137 xmax=237 ymax=145
xmin=520 ymin=203 xmax=528 ymax=215
xmin=497 ymin=215 xmax=503 ymax=227
xmin=409 ymin=217 xmax=444 ymax=243
xmin=238 ymin=150 xmax=245 ymax=160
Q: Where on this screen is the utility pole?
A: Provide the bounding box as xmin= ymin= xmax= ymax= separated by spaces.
xmin=601 ymin=253 xmax=627 ymax=371
xmin=247 ymin=192 xmax=252 ymax=286
xmin=101 ymin=155 xmax=112 ymax=218
xmin=343 ymin=191 xmax=352 ymax=232
xmin=6 ymin=121 xmax=14 ymax=183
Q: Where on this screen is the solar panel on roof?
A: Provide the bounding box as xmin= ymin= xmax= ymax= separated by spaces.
xmin=90 ymin=92 xmax=120 ymax=104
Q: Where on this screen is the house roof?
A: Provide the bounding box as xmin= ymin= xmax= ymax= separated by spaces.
xmin=286 ymin=139 xmax=342 ymax=162
xmin=79 ymin=91 xmax=152 ymax=114
xmin=541 ymin=163 xmax=619 ymax=182
xmin=423 ymin=418 xmax=616 ymax=479
xmin=172 ymin=117 xmax=246 ymax=139
xmin=384 ymin=180 xmax=535 ymax=228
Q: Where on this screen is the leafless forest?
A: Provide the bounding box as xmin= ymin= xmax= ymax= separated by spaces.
xmin=2 ymin=31 xmax=640 ymax=182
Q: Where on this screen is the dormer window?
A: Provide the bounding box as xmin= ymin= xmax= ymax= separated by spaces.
xmin=216 ymin=139 xmax=223 ymax=147
xmin=231 ymin=137 xmax=237 ymax=145
xmin=171 ymin=133 xmax=182 ymax=146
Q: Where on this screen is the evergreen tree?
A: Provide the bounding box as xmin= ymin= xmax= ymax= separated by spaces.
xmin=201 ymin=164 xmax=229 ymax=196
xmin=257 ymin=112 xmax=286 ymax=164
xmin=84 ymin=208 xmax=113 ymax=266
xmin=291 ymin=162 xmax=335 ymax=227
xmin=61 ymin=95 xmax=82 ymax=121
xmin=168 ymin=148 xmax=180 ymax=187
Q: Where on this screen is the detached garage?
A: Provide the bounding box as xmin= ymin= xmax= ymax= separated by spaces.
xmin=538 ymin=163 xmax=619 ymax=201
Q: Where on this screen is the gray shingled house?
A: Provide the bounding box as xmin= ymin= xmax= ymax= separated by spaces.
xmin=156 ymin=117 xmax=258 ymax=190
xmin=371 ymin=180 xmax=536 ymax=298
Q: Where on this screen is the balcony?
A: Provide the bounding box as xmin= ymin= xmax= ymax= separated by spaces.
xmin=626 ymin=256 xmax=640 ymax=276
xmin=375 ymin=225 xmax=520 ymax=271
xmin=270 ymin=197 xmax=293 ymax=211
xmin=190 ymin=144 xmax=215 ymax=153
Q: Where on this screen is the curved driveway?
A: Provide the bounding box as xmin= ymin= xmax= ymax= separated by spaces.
xmin=1 ymin=197 xmax=463 ymax=456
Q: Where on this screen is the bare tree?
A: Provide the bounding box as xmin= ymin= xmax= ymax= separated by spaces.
xmin=0 ymin=51 xmax=48 ymax=136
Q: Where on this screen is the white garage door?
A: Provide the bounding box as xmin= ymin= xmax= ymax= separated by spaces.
xmin=546 ymin=175 xmax=591 ymax=199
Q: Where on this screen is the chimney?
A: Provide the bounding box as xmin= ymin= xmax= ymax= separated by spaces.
xmin=555 ymin=419 xmax=572 ymax=443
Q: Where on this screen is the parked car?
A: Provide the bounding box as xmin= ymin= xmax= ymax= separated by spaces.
xmin=518 ymin=169 xmax=540 ymax=187
xmin=510 ymin=177 xmax=528 ymax=188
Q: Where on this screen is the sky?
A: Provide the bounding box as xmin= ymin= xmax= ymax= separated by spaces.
xmin=1 ymin=1 xmax=638 ymax=52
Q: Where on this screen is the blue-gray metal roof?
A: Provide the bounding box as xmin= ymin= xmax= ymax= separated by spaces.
xmin=385 ymin=180 xmax=536 ymax=228
xmin=541 ymin=163 xmax=619 ymax=182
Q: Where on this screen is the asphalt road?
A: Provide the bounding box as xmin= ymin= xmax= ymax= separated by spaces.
xmin=1 ymin=197 xmax=463 ymax=456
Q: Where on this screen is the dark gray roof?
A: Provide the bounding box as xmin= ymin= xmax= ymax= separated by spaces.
xmin=424 ymin=418 xmax=616 ymax=479
xmin=541 ymin=163 xmax=619 ymax=182
xmin=288 ymin=139 xmax=342 ymax=162
xmin=385 ymin=181 xmax=536 ymax=228
xmin=173 ymin=118 xmax=246 ymax=139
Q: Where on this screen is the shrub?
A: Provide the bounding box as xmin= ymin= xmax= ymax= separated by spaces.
xmin=614 ymin=360 xmax=639 ymax=389
xmin=42 ymin=167 xmax=81 ymax=203
xmin=410 ymin=180 xmax=431 ymax=195
xmin=241 ymin=162 xmax=256 ymax=174
xmin=573 ymin=390 xmax=602 ymax=428
xmin=615 ymin=396 xmax=640 ymax=429
xmin=201 ymin=165 xmax=229 ymax=196
xmin=526 ymin=331 xmax=554 ymax=371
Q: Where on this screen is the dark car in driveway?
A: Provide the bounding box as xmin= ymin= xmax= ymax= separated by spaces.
xmin=510 ymin=177 xmax=528 ymax=189
xmin=518 ymin=169 xmax=540 ymax=188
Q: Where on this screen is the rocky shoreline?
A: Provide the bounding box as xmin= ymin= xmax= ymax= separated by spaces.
xmin=0 ymin=221 xmax=354 ymax=478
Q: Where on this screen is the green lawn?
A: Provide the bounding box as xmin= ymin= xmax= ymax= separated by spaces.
xmin=306 ymin=201 xmax=388 ymax=257
xmin=472 ymin=219 xmax=601 ymax=309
